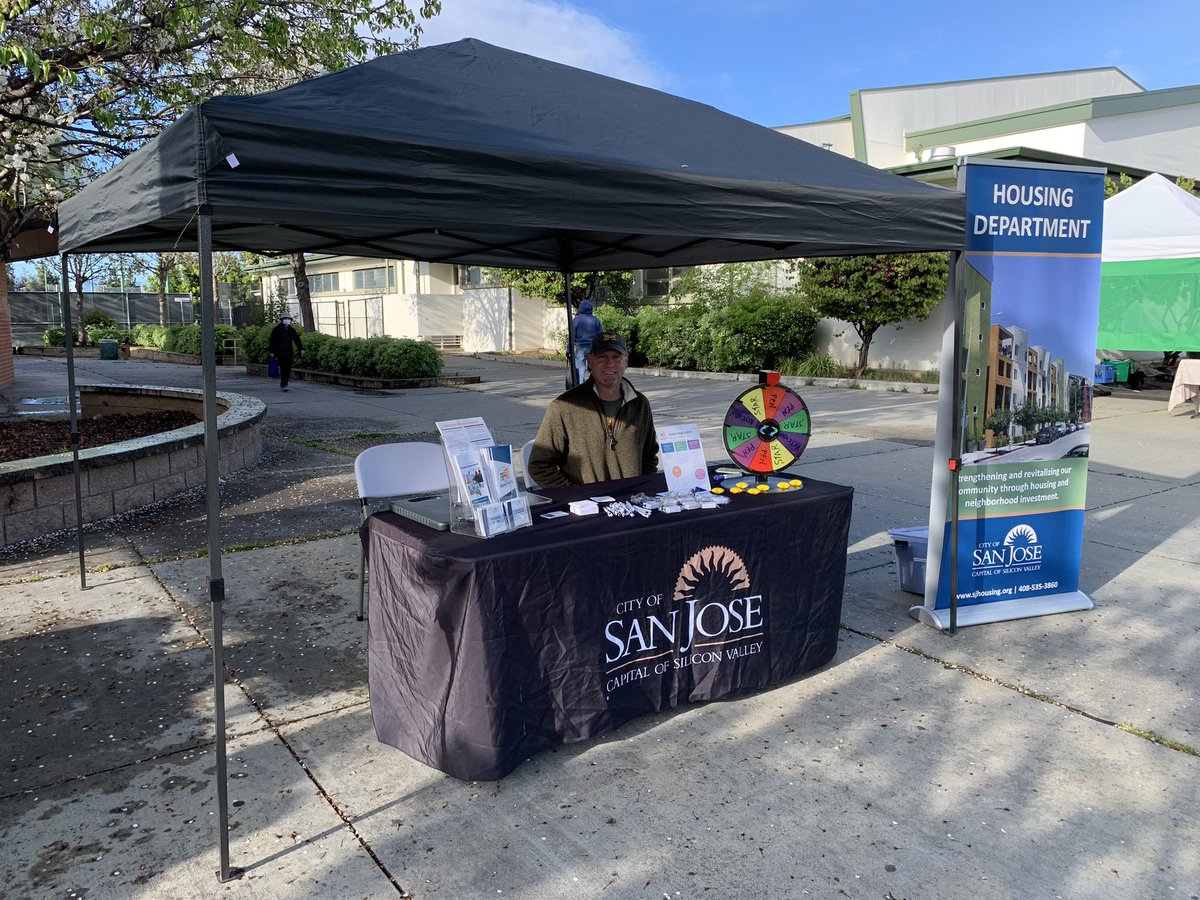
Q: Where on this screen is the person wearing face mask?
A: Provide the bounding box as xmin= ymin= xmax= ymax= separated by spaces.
xmin=267 ymin=314 xmax=304 ymax=391
xmin=528 ymin=332 xmax=658 ymax=488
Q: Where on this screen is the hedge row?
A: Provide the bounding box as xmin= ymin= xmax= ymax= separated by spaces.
xmin=42 ymin=325 xmax=134 ymax=348
xmin=238 ymin=325 xmax=443 ymax=380
xmin=591 ymin=294 xmax=819 ymax=373
xmin=43 ymin=322 xmax=444 ymax=381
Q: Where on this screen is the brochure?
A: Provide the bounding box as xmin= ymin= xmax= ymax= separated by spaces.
xmin=479 ymin=444 xmax=518 ymax=503
xmin=436 ymin=417 xmax=497 ymax=510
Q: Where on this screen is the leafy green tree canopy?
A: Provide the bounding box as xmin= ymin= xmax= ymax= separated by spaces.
xmin=0 ymin=0 xmax=440 ymax=253
xmin=793 ymin=253 xmax=949 ymax=376
xmin=489 ymin=269 xmax=634 ymax=313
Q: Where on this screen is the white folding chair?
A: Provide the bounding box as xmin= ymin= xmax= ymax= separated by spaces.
xmin=354 ymin=441 xmax=449 ymax=621
xmin=521 ymin=439 xmax=540 ymax=490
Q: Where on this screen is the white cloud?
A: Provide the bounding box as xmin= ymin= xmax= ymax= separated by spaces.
xmin=414 ymin=0 xmax=668 ymax=90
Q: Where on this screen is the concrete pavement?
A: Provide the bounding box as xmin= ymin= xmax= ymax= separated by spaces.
xmin=1 ymin=353 xmax=1197 ymax=899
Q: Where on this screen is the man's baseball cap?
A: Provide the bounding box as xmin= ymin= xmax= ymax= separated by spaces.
xmin=589 ymin=332 xmax=627 ymax=356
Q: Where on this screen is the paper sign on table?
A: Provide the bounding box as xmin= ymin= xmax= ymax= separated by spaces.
xmin=656 ymin=422 xmax=711 ymax=494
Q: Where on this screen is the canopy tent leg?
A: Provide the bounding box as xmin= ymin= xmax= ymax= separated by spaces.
xmin=947 ymin=251 xmax=965 ymax=635
xmin=559 ymin=237 xmax=578 ymax=389
xmin=198 ymin=210 xmax=239 ymax=882
xmin=60 ymin=254 xmax=87 ymax=590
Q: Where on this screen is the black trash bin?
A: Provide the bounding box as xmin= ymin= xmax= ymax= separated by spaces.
xmin=99 ymin=339 xmax=119 ymax=360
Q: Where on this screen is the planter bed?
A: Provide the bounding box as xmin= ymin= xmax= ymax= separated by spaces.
xmin=1 ymin=385 xmax=265 ymax=548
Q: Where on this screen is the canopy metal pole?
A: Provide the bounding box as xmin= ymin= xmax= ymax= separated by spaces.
xmin=947 ymin=250 xmax=966 ymax=635
xmin=559 ymin=237 xmax=577 ymax=388
xmin=60 ymin=254 xmax=87 ymax=589
xmin=198 ymin=210 xmax=237 ymax=882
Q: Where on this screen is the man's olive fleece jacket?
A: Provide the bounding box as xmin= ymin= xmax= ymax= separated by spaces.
xmin=528 ymin=377 xmax=658 ymax=487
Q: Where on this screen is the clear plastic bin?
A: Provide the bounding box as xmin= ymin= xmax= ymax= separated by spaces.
xmin=887 ymin=526 xmax=928 ymax=594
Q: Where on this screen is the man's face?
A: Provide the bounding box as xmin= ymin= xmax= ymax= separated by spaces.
xmin=588 ymin=349 xmax=627 ymax=390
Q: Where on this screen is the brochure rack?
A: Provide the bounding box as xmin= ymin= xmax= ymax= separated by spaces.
xmin=435 ymin=417 xmax=531 ymax=538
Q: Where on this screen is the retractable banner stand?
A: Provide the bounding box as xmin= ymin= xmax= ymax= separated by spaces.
xmin=913 ymin=159 xmax=1105 ymax=630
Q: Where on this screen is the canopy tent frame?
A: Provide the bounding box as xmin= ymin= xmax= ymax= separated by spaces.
xmin=55 ymin=38 xmax=967 ymax=881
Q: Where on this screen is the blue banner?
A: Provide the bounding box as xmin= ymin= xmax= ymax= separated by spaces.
xmin=917 ymin=160 xmax=1103 ymax=629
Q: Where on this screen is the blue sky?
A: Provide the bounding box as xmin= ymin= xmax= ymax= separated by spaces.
xmin=418 ymin=0 xmax=1200 ymax=126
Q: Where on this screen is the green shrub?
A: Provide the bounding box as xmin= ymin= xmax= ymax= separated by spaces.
xmin=343 ymin=338 xmax=376 ymax=377
xmin=163 ymin=325 xmax=202 ymax=355
xmin=635 ymin=303 xmax=706 ymax=370
xmin=301 ymin=331 xmax=348 ymax=373
xmin=700 ymin=293 xmax=819 ymax=373
xmin=238 ymin=325 xmax=272 ymax=363
xmin=82 ymin=308 xmax=116 ymax=329
xmin=374 ymin=338 xmax=443 ymax=379
xmin=794 ymin=353 xmax=843 ymax=378
xmin=43 ymin=326 xmax=66 ymax=347
xmin=85 ymin=325 xmax=132 ymax=346
xmin=131 ymin=324 xmax=169 ymax=348
xmin=215 ymin=324 xmax=239 ymax=355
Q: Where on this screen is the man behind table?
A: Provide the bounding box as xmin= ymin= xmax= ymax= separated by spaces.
xmin=529 ymin=332 xmax=658 ymax=487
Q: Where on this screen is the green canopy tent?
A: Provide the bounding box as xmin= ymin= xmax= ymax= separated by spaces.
xmin=1099 ymin=173 xmax=1200 ymax=349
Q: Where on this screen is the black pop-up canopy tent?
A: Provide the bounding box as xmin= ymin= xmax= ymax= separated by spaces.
xmin=58 ymin=39 xmax=962 ymax=264
xmin=56 ymin=38 xmax=966 ymax=879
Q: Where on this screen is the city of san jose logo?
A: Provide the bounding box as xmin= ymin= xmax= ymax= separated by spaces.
xmin=603 ymin=546 xmax=766 ymax=693
xmin=971 ymin=523 xmax=1044 ymax=574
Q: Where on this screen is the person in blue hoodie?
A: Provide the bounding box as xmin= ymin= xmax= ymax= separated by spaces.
xmin=571 ymin=299 xmax=604 ymax=386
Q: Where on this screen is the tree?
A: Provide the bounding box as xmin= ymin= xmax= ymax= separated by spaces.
xmin=65 ymin=254 xmax=108 ymax=342
xmin=667 ymin=261 xmax=783 ymax=307
xmin=14 ymin=259 xmax=59 ymax=291
xmin=1012 ymin=400 xmax=1039 ymax=439
xmin=287 ymin=253 xmax=315 ymax=331
xmin=489 ymin=269 xmax=634 ymax=312
xmin=793 ymin=253 xmax=949 ymax=376
xmin=174 ymin=251 xmax=258 ymax=320
xmin=984 ymin=407 xmax=1012 ymax=448
xmin=141 ymin=252 xmax=185 ymax=325
xmin=0 ymin=0 xmax=441 ymax=342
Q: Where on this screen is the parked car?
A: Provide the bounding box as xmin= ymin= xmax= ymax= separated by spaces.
xmin=1035 ymin=426 xmax=1058 ymax=445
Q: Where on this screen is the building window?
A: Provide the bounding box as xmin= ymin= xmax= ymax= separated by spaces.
xmin=308 ymin=272 xmax=339 ymax=293
xmin=641 ymin=266 xmax=691 ymax=299
xmin=353 ymin=266 xmax=392 ymax=291
xmin=460 ymin=266 xmax=501 ymax=287
xmin=279 ymin=277 xmax=296 ymax=296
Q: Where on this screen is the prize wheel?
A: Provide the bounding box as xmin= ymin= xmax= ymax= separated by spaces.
xmin=722 ymin=374 xmax=811 ymax=476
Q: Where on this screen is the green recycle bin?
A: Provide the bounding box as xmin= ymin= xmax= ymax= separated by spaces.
xmin=98 ymin=339 xmax=120 ymax=360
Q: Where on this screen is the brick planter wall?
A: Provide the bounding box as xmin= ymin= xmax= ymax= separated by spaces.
xmin=0 ymin=385 xmax=266 ymax=547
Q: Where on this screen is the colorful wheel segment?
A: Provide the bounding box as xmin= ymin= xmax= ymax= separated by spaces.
xmin=722 ymin=383 xmax=811 ymax=474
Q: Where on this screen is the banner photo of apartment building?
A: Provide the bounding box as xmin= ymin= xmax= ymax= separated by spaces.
xmin=916 ymin=159 xmax=1105 ymax=629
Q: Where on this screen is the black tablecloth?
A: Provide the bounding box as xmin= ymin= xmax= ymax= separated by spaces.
xmin=364 ymin=471 xmax=853 ymax=780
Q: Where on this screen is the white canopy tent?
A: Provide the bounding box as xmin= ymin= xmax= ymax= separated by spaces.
xmin=1099 ymin=172 xmax=1200 ymax=349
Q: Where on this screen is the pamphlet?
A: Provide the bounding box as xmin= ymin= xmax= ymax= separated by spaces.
xmin=504 ymin=496 xmax=532 ymax=530
xmin=657 ymin=422 xmax=711 ymax=494
xmin=474 ymin=501 xmax=509 ymax=537
xmin=480 ymin=444 xmax=518 ymax=503
xmin=436 ymin=417 xmax=497 ymax=510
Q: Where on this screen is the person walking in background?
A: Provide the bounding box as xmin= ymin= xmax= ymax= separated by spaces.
xmin=571 ymin=299 xmax=604 ymax=386
xmin=268 ymin=314 xmax=304 ymax=391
